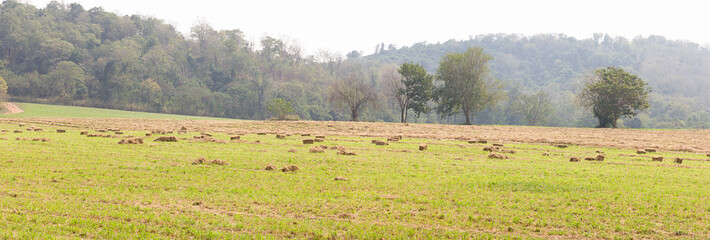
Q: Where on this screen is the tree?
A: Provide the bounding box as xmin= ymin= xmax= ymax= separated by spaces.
xmin=329 ymin=66 xmax=377 ymax=121
xmin=385 ymin=62 xmax=434 ymax=123
xmin=267 ymin=97 xmax=294 ymax=120
xmin=47 ymin=61 xmax=86 ymax=100
xmin=513 ymin=91 xmax=552 ymax=126
xmin=0 ymin=75 xmax=7 ymax=102
xmin=435 ymin=47 xmax=505 ymax=125
xmin=576 ymin=67 xmax=650 ymax=128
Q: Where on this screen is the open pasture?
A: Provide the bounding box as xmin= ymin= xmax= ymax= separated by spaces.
xmin=1 ymin=116 xmax=710 ymax=239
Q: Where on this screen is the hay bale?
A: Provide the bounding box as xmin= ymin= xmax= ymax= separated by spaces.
xmin=209 ymin=159 xmax=228 ymax=165
xmin=33 ymin=128 xmax=43 ymax=132
xmin=281 ymin=165 xmax=299 ymax=172
xmin=192 ymin=157 xmax=207 ymax=165
xmin=80 ymin=131 xmax=88 ymax=135
xmin=154 ymin=136 xmax=178 ymax=142
xmin=276 ymin=134 xmax=286 ymax=139
xmin=309 ymin=147 xmax=325 ymax=153
xmin=315 ymin=135 xmax=326 ymax=139
xmin=636 ymin=149 xmax=647 ymax=154
xmin=256 ymin=132 xmax=267 ymax=135
xmin=645 ymin=148 xmax=657 ymax=153
xmin=13 ymin=130 xmax=22 ymax=133
xmin=302 ymin=139 xmax=315 ymax=144
xmin=230 ymin=136 xmax=240 ymax=140
xmin=265 ymin=164 xmax=276 ymax=171
xmin=287 ymin=148 xmax=298 ymax=153
xmin=314 ymin=138 xmax=325 ymax=142
xmin=584 ymin=156 xmax=596 ymax=161
xmin=334 ymin=176 xmax=349 ymax=181
xmin=652 ymin=156 xmax=663 ymax=162
xmin=487 ymin=153 xmax=508 ymax=159
xmin=542 ymin=152 xmax=550 ymax=156
xmin=596 ymin=155 xmax=605 ymax=161
xmin=569 ymin=157 xmax=580 ymax=162
xmin=555 ymin=144 xmax=568 ymax=148
xmin=674 ymin=158 xmax=683 ymax=164
xmin=419 ymin=144 xmax=428 ymax=151
xmin=56 ymin=129 xmax=66 ymax=133
xmin=492 ymin=143 xmax=504 ymax=147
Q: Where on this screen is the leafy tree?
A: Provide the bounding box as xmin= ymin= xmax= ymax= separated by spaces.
xmin=267 ymin=97 xmax=294 ymax=120
xmin=576 ymin=67 xmax=650 ymax=128
xmin=385 ymin=62 xmax=434 ymax=123
xmin=513 ymin=91 xmax=553 ymax=126
xmin=47 ymin=61 xmax=86 ymax=100
xmin=0 ymin=75 xmax=7 ymax=101
xmin=329 ymin=65 xmax=377 ymax=121
xmin=435 ymin=47 xmax=505 ymax=125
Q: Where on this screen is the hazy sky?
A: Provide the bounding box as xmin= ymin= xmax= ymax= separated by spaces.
xmin=30 ymin=0 xmax=710 ymax=55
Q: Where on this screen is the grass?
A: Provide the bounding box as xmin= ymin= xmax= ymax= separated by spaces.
xmin=0 ymin=102 xmax=226 ymax=120
xmin=1 ymin=122 xmax=710 ymax=239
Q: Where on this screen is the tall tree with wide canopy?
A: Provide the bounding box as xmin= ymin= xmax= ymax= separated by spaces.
xmin=435 ymin=47 xmax=505 ymax=125
xmin=576 ymin=67 xmax=650 ymax=128
xmin=385 ymin=62 xmax=434 ymax=123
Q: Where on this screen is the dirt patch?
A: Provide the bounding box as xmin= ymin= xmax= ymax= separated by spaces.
xmin=2 ymin=102 xmax=24 ymax=114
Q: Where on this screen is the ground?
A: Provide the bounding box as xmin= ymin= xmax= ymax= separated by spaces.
xmin=1 ymin=102 xmax=23 ymax=114
xmin=1 ymin=103 xmax=710 ymax=239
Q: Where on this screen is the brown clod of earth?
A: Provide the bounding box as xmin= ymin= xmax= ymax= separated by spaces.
xmin=154 ymin=136 xmax=178 ymax=142
xmin=98 ymin=129 xmax=107 ymax=133
xmin=314 ymin=138 xmax=324 ymax=142
xmin=419 ymin=144 xmax=428 ymax=151
xmin=19 ymin=123 xmax=25 ymax=127
xmin=652 ymin=156 xmax=663 ymax=162
xmin=374 ymin=140 xmax=389 ymax=146
xmin=596 ymin=155 xmax=605 ymax=161
xmin=501 ymin=149 xmax=516 ymax=154
xmin=337 ymin=149 xmax=356 ymax=156
xmin=637 ymin=149 xmax=647 ymax=154
xmin=181 ymin=126 xmax=188 ymax=131
xmin=265 ymin=164 xmax=276 ymax=171
xmin=584 ymin=156 xmax=596 ymax=161
xmin=338 ymin=213 xmax=356 ymax=219
xmin=387 ymin=137 xmax=400 ymax=142
xmin=301 ymin=133 xmax=311 ymax=136
xmin=33 ymin=128 xmax=43 ymax=132
xmin=570 ymin=157 xmax=580 ymax=162
xmin=192 ymin=157 xmax=207 ymax=165
xmin=595 ymin=150 xmax=604 ymax=154
xmin=483 ymin=146 xmax=499 ymax=152
xmin=674 ymin=158 xmax=683 ymax=164
xmin=309 ymin=147 xmax=325 ymax=153
xmin=281 ymin=165 xmax=299 ymax=172
xmin=303 ymin=139 xmax=315 ymax=144
xmin=257 ymin=132 xmax=266 ymax=135
xmin=334 ymin=176 xmax=349 ymax=181
xmin=209 ymin=159 xmax=228 ymax=165
xmin=56 ymin=129 xmax=66 ymax=133
xmin=145 ymin=133 xmax=152 ymax=136
xmin=118 ymin=138 xmax=144 ymax=144
xmin=487 ymin=153 xmax=508 ymax=159
xmin=555 ymin=144 xmax=568 ymax=148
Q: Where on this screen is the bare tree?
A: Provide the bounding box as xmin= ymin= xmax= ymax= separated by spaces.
xmin=329 ymin=66 xmax=377 ymax=121
xmin=514 ymin=91 xmax=553 ymax=126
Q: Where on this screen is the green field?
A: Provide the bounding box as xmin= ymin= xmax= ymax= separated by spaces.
xmin=2 ymin=119 xmax=710 ymax=239
xmin=1 ymin=102 xmax=225 ymax=120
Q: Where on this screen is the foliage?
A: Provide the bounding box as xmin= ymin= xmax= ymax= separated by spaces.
xmin=267 ymin=97 xmax=294 ymax=120
xmin=576 ymin=67 xmax=650 ymax=128
xmin=435 ymin=47 xmax=505 ymax=124
xmin=0 ymin=75 xmax=7 ymax=101
xmin=513 ymin=91 xmax=553 ymax=126
xmin=384 ymin=62 xmax=434 ymax=123
xmin=328 ymin=63 xmax=378 ymax=121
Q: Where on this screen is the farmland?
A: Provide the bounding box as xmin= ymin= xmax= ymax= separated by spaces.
xmin=2 ymin=105 xmax=710 ymax=238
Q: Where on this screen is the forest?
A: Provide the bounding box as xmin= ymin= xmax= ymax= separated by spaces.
xmin=2 ymin=0 xmax=709 ymax=128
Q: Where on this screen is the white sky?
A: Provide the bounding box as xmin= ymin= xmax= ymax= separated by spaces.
xmin=29 ymin=0 xmax=710 ymax=55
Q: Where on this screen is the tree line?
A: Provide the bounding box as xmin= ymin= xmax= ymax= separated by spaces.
xmin=0 ymin=1 xmax=700 ymax=128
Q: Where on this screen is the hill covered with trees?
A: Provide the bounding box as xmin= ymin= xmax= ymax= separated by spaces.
xmin=2 ymin=1 xmax=709 ymax=128
xmin=365 ymin=34 xmax=710 ymax=128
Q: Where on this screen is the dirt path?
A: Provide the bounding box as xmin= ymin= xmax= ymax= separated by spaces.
xmin=2 ymin=102 xmax=24 ymax=114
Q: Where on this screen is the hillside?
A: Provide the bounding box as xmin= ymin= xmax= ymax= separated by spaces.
xmin=364 ymin=34 xmax=710 ymax=128
xmin=1 ymin=1 xmax=709 ymax=128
